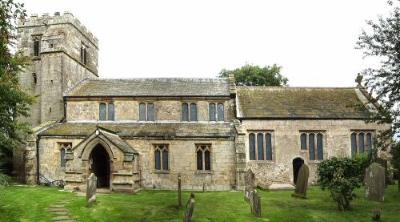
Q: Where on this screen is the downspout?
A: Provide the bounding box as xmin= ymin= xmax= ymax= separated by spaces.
xmin=36 ymin=134 xmax=41 ymax=184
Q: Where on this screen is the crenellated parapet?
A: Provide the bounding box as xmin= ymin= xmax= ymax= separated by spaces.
xmin=19 ymin=11 xmax=98 ymax=48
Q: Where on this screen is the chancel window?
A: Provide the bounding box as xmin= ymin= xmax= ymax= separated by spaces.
xmin=196 ymin=144 xmax=211 ymax=171
xmin=154 ymin=144 xmax=169 ymax=171
xmin=99 ymin=102 xmax=115 ymax=121
xmin=351 ymin=131 xmax=374 ymax=157
xmin=59 ymin=143 xmax=72 ymax=167
xmin=182 ymin=103 xmax=197 ymax=121
xmin=300 ymin=132 xmax=324 ymax=160
xmin=209 ymin=103 xmax=224 ymax=121
xmin=139 ymin=102 xmax=155 ymax=121
xmin=248 ymin=132 xmax=273 ymax=160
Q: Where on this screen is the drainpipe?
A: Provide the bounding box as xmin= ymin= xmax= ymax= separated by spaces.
xmin=36 ymin=135 xmax=40 ymax=184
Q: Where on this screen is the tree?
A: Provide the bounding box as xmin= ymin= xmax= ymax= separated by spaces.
xmin=218 ymin=64 xmax=288 ymax=86
xmin=0 ymin=0 xmax=32 ymax=179
xmin=356 ymin=0 xmax=400 ymax=145
xmin=318 ymin=157 xmax=364 ymax=211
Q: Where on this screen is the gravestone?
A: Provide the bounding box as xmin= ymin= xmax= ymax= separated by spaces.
xmin=292 ymin=164 xmax=309 ymax=199
xmin=178 ymin=174 xmax=182 ymax=208
xmin=249 ymin=190 xmax=261 ymax=217
xmin=244 ymin=169 xmax=255 ymax=201
xmin=86 ymin=173 xmax=97 ymax=207
xmin=365 ymin=163 xmax=385 ymax=202
xmin=183 ymin=193 xmax=195 ymax=222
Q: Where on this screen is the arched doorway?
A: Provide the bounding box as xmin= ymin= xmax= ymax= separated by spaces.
xmin=292 ymin=157 xmax=304 ymax=184
xmin=90 ymin=144 xmax=110 ymax=188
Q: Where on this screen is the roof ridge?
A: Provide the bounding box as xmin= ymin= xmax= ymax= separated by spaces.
xmin=89 ymin=77 xmax=228 ymax=81
xmin=237 ymin=86 xmax=356 ymax=90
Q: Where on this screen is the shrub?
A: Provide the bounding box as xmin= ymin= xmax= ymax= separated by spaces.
xmin=317 ymin=157 xmax=363 ymax=211
xmin=0 ymin=172 xmax=10 ymax=187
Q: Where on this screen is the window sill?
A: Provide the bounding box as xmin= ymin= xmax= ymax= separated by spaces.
xmin=308 ymin=160 xmax=323 ymax=164
xmin=32 ymin=56 xmax=41 ymax=61
xmin=195 ymin=170 xmax=213 ymax=175
xmin=248 ymin=160 xmax=275 ymax=163
xmin=153 ymin=170 xmax=170 ymax=174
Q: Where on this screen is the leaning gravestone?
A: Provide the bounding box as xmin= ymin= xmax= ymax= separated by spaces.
xmin=292 ymin=164 xmax=309 ymax=199
xmin=365 ymin=162 xmax=385 ymax=202
xmin=249 ymin=190 xmax=261 ymax=217
xmin=86 ymin=173 xmax=97 ymax=207
xmin=183 ymin=193 xmax=195 ymax=222
xmin=244 ymin=169 xmax=255 ymax=201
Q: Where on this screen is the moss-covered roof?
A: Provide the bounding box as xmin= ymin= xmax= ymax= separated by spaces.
xmin=66 ymin=78 xmax=230 ymax=97
xmin=236 ymin=87 xmax=372 ymax=119
xmin=39 ymin=122 xmax=233 ymax=138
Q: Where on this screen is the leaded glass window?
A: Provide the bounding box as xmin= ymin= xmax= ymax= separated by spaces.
xmin=107 ymin=103 xmax=114 ymax=121
xmin=196 ymin=144 xmax=211 ymax=171
xmin=299 ymin=131 xmax=324 ymax=160
xmin=99 ymin=103 xmax=107 ymax=120
xmin=217 ymin=103 xmax=224 ymax=121
xmin=154 ymin=144 xmax=168 ymax=171
xmin=209 ymin=103 xmax=216 ymax=121
xmin=190 ymin=103 xmax=197 ymax=121
xmin=350 ymin=131 xmax=375 ymax=157
xmin=182 ymin=103 xmax=189 ymax=121
xmin=309 ymin=133 xmax=315 ymax=160
xmin=248 ymin=131 xmax=274 ymax=161
xmin=139 ymin=103 xmax=146 ymax=121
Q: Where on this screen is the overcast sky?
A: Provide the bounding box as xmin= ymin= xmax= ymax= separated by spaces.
xmin=19 ymin=0 xmax=390 ymax=87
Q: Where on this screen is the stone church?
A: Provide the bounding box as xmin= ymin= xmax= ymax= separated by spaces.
xmin=14 ymin=12 xmax=390 ymax=192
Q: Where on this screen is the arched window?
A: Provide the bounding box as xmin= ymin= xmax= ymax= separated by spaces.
xmin=366 ymin=133 xmax=372 ymax=152
xmin=196 ymin=144 xmax=211 ymax=171
xmin=351 ymin=132 xmax=357 ymax=157
xmin=257 ymin=133 xmax=264 ymax=160
xmin=107 ymin=103 xmax=114 ymax=121
xmin=162 ymin=148 xmax=168 ymax=170
xmin=32 ymin=73 xmax=37 ymax=85
xmin=182 ymin=103 xmax=189 ymax=121
xmin=154 ymin=149 xmax=161 ymax=170
xmin=309 ymin=133 xmax=315 ymax=160
xmin=99 ymin=103 xmax=107 ymax=120
xmin=300 ymin=133 xmax=307 ymax=150
xmin=217 ymin=103 xmax=224 ymax=121
xmin=249 ymin=133 xmax=256 ymax=160
xmin=358 ymin=133 xmax=365 ymax=153
xmin=265 ymin=133 xmax=272 ymax=160
xmin=154 ymin=144 xmax=169 ymax=171
xmin=60 ymin=148 xmax=66 ymax=167
xmin=190 ymin=103 xmax=197 ymax=121
xmin=209 ymin=103 xmax=216 ymax=121
xmin=147 ymin=103 xmax=155 ymax=121
xmin=317 ymin=133 xmax=323 ymax=160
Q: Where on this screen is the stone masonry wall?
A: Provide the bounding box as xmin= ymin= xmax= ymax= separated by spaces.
xmin=240 ymin=119 xmax=391 ymax=188
xmin=37 ymin=136 xmax=235 ymax=191
xmin=66 ymin=99 xmax=232 ymax=122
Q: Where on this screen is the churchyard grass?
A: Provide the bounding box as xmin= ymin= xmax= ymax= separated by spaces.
xmin=0 ymin=185 xmax=399 ymax=222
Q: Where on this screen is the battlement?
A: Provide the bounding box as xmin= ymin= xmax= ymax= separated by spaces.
xmin=19 ymin=11 xmax=98 ymax=48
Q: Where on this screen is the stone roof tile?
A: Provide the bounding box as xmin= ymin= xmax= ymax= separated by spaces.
xmin=66 ymin=78 xmax=230 ymax=97
xmin=236 ymin=87 xmax=372 ymax=119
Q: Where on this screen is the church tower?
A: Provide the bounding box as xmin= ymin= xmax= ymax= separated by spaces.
xmin=17 ymin=12 xmax=99 ymax=126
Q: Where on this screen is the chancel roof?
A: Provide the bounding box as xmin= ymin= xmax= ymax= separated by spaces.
xmin=236 ymin=87 xmax=373 ymax=119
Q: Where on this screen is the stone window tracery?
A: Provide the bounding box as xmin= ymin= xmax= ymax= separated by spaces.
xmin=59 ymin=142 xmax=72 ymax=167
xmin=196 ymin=144 xmax=211 ymax=171
xmin=351 ymin=131 xmax=374 ymax=157
xmin=248 ymin=132 xmax=273 ymax=161
xmin=154 ymin=144 xmax=169 ymax=171
xmin=299 ymin=132 xmax=324 ymax=160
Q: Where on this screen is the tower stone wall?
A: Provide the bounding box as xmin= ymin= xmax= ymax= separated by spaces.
xmin=17 ymin=12 xmax=99 ymax=126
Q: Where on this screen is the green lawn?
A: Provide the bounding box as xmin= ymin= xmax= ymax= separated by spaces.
xmin=0 ymin=185 xmax=399 ymax=222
